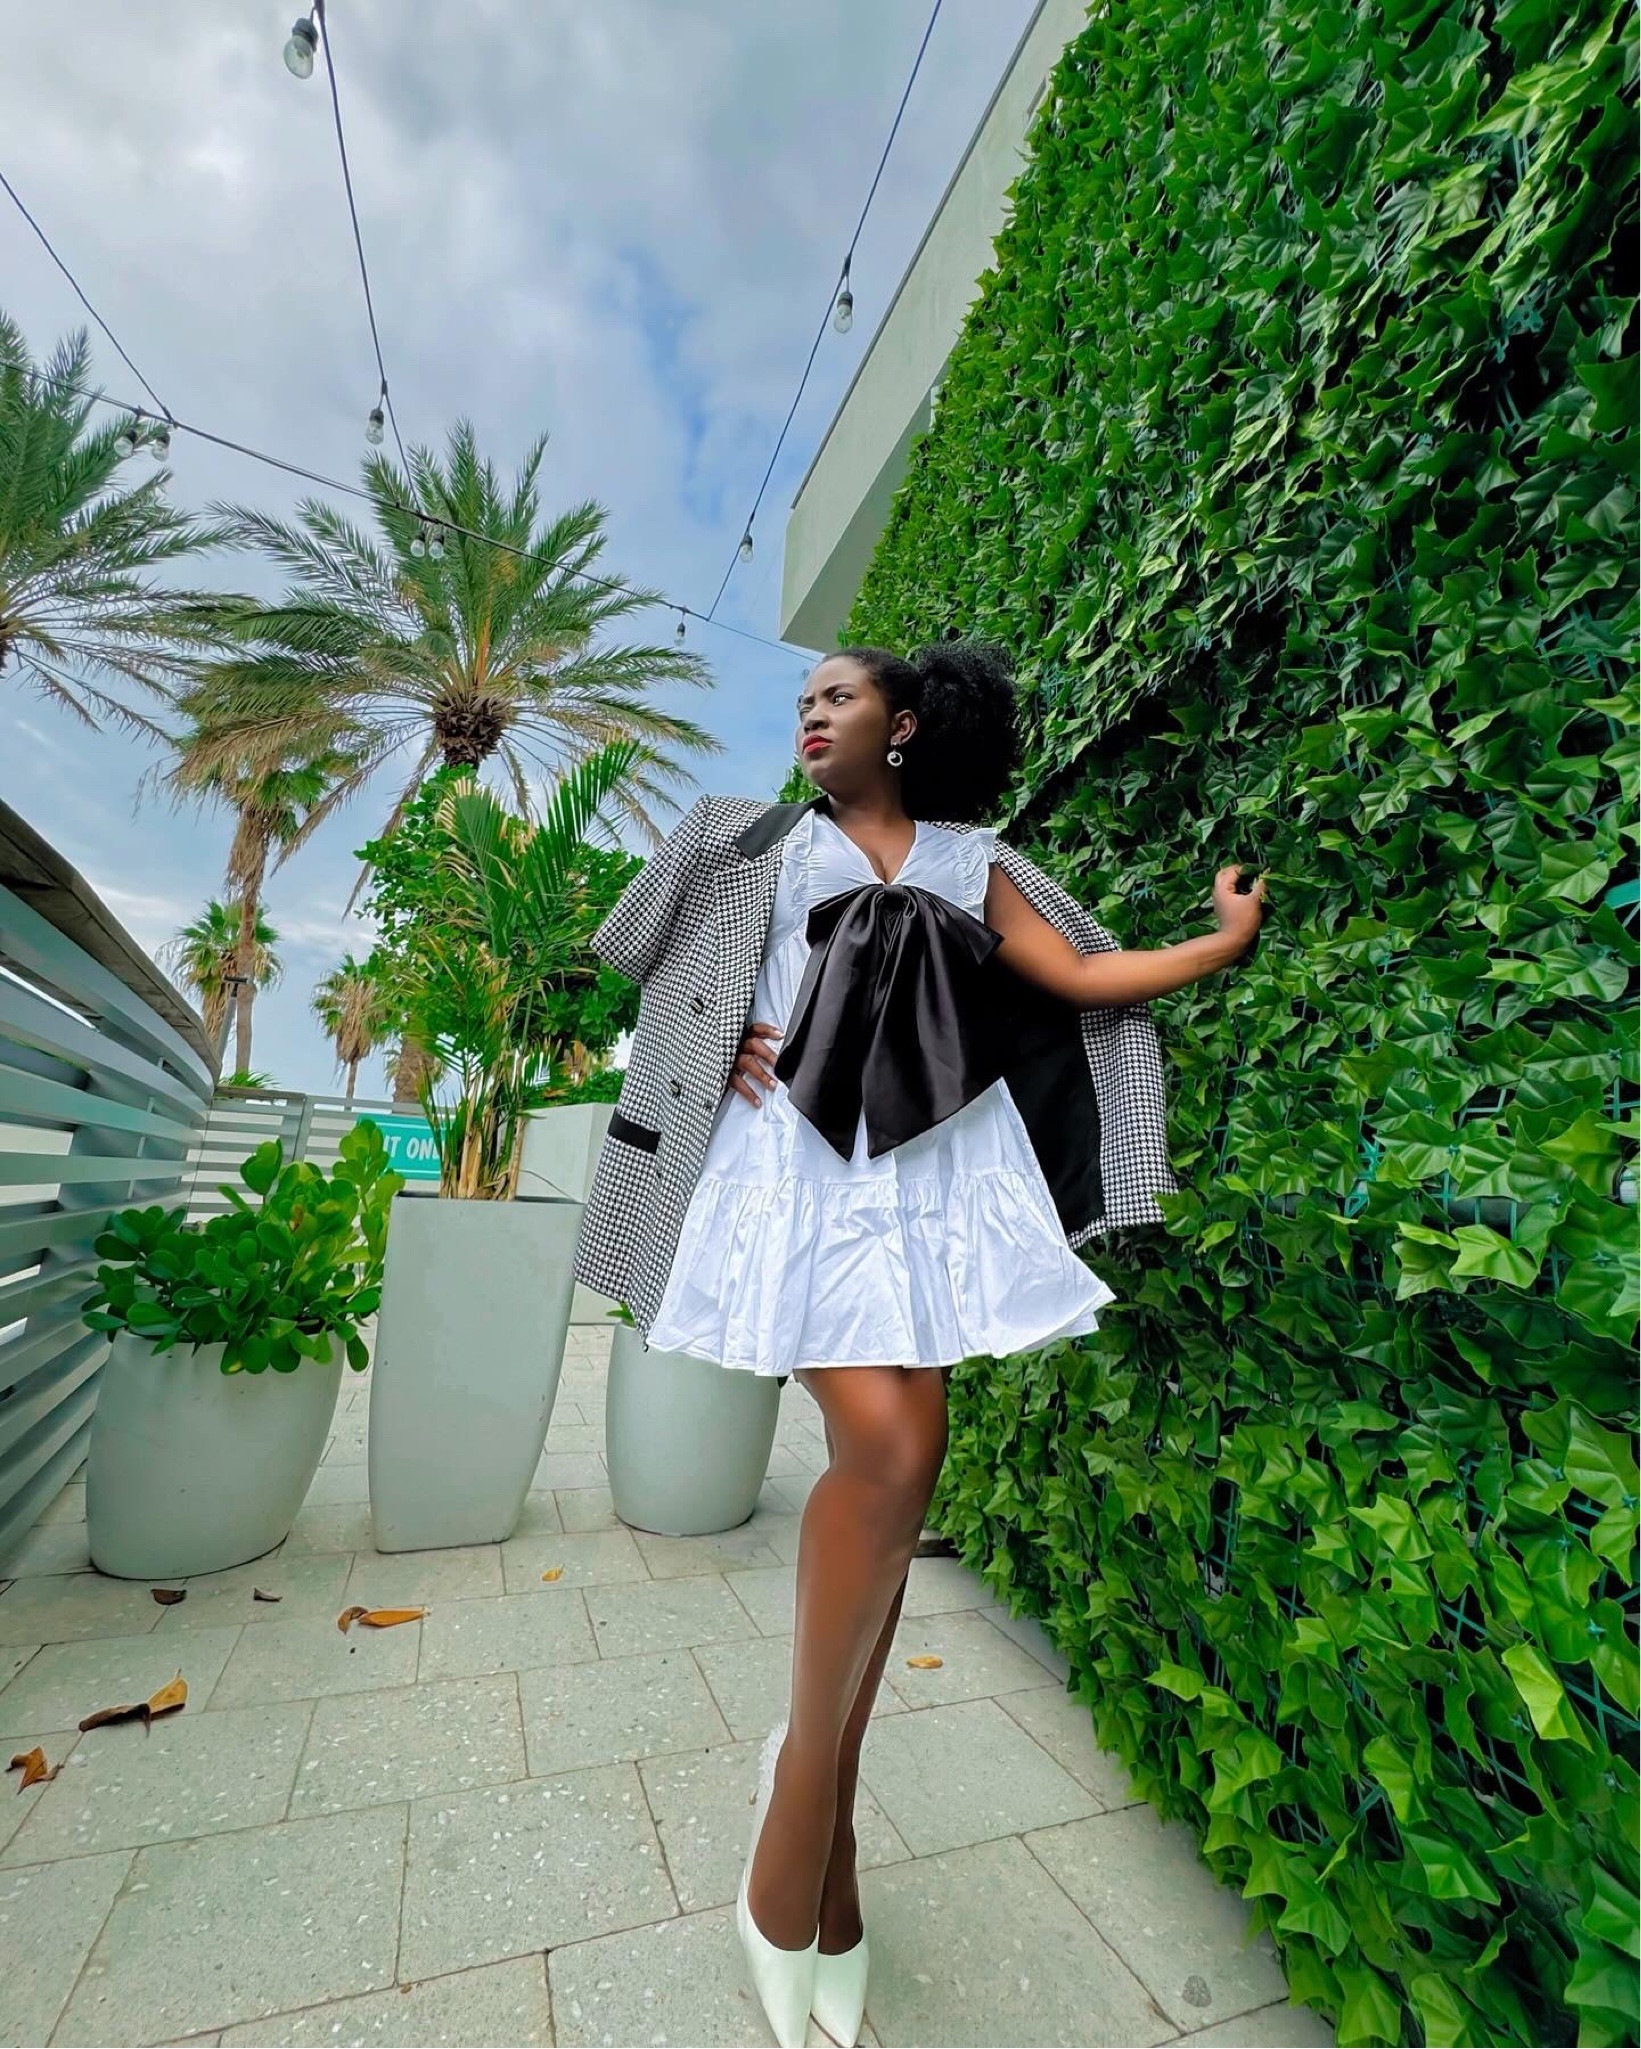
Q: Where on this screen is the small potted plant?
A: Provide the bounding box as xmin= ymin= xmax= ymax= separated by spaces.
xmin=82 ymin=1123 xmax=400 ymax=1579
xmin=604 ymin=1306 xmax=782 ymax=1536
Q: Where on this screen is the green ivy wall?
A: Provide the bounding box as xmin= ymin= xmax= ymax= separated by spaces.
xmin=838 ymin=0 xmax=1638 ymax=2041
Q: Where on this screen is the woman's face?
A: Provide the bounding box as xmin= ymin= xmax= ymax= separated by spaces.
xmin=794 ymin=656 xmax=914 ymax=793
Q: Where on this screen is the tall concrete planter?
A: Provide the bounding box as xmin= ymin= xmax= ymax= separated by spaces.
xmin=368 ymin=1192 xmax=582 ymax=1552
xmin=520 ymin=1103 xmax=617 ymax=1324
xmin=606 ymin=1325 xmax=781 ymax=1536
xmin=87 ymin=1333 xmax=343 ymax=1578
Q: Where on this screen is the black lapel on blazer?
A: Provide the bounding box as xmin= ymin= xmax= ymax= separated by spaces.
xmin=733 ymin=794 xmax=826 ymax=859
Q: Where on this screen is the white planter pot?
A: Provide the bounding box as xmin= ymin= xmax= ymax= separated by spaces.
xmin=606 ymin=1326 xmax=781 ymax=1536
xmin=368 ymin=1193 xmax=582 ymax=1552
xmin=518 ymin=1103 xmax=615 ymax=1201
xmin=86 ymin=1332 xmax=343 ymax=1579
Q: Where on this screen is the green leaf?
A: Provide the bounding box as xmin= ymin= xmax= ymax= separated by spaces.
xmin=1501 ymin=1642 xmax=1590 ymax=1747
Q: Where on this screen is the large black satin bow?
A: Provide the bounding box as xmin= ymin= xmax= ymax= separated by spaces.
xmin=771 ymin=881 xmax=1011 ymax=1160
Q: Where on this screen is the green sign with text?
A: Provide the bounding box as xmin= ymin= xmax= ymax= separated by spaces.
xmin=362 ymin=1114 xmax=441 ymax=1183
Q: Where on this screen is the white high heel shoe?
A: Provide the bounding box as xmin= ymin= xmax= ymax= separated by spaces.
xmin=737 ymin=1717 xmax=817 ymax=2049
xmin=811 ymin=1931 xmax=869 ymax=2048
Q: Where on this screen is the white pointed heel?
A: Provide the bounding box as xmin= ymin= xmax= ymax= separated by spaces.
xmin=737 ymin=1718 xmax=817 ymax=2049
xmin=811 ymin=1932 xmax=869 ymax=2048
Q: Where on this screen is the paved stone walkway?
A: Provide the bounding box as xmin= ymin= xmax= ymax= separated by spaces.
xmin=0 ymin=1326 xmax=1333 ymax=2048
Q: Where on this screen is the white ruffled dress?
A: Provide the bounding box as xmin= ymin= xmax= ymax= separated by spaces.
xmin=645 ymin=807 xmax=1117 ymax=1374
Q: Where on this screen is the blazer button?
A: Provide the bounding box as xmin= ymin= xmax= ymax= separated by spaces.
xmin=690 ymin=995 xmax=705 ymax=1014
xmin=669 ymin=1079 xmax=682 ymax=1097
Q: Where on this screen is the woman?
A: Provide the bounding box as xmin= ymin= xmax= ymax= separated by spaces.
xmin=572 ymin=642 xmax=1267 ymax=2047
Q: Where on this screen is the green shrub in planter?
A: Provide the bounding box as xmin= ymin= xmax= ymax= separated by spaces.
xmin=85 ymin=1123 xmax=402 ymax=1374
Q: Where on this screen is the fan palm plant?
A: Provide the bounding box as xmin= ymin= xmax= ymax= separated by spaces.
xmin=160 ymin=899 xmax=281 ymax=1059
xmin=312 ymin=954 xmax=389 ymax=1103
xmin=0 ymin=312 xmax=225 ymax=732
xmin=176 ymin=422 xmax=720 ymax=851
xmin=157 ymin=730 xmax=355 ymax=1076
xmin=386 ymin=741 xmax=637 ymax=1200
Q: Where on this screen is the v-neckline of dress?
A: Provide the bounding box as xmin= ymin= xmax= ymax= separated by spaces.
xmin=815 ymin=806 xmax=922 ymax=889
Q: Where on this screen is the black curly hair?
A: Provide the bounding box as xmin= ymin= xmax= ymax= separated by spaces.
xmin=835 ymin=640 xmax=1021 ymax=824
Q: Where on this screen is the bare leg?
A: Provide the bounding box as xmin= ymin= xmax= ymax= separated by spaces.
xmin=746 ymin=1366 xmax=948 ymax=1950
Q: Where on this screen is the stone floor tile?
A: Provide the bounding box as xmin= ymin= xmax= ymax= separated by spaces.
xmin=509 ymin=1492 xmax=564 ymax=1537
xmin=218 ymin=1956 xmax=553 ymax=2046
xmin=0 ymin=1848 xmax=133 ymax=2046
xmin=585 ymin=1575 xmax=761 ymax=1660
xmin=39 ymin=1482 xmax=86 ymax=1526
xmin=555 ymin=1485 xmax=621 ymax=1533
xmin=416 ymin=1587 xmax=599 ymax=1682
xmin=552 ymin=1398 xmax=587 ymax=1425
xmin=2 ymin=1701 xmax=311 ymax=1864
xmin=746 ymin=1508 xmax=804 ymax=1564
xmin=859 ymin=1698 xmax=1099 ymax=1855
xmin=720 ymin=1564 xmax=796 ymax=1636
xmin=279 ymin=1504 xmax=374 ymax=1556
xmin=0 ymin=1643 xmax=37 ymax=1690
xmin=151 ymin=1555 xmax=352 ymax=1632
xmin=899 ymin=1555 xmax=1004 ymax=1618
xmin=0 ymin=1518 xmax=92 ymax=1576
xmin=858 ymin=1836 xmax=1171 ymax=2047
xmin=300 ymin=1464 xmax=371 ymax=1507
xmin=53 ymin=1806 xmax=406 ymax=2046
xmin=549 ymin=1902 xmax=844 ymax=2047
xmin=533 ymin=1452 xmax=607 ymax=1492
xmin=639 ymin=1737 xmax=910 ymax=1911
xmin=291 ymin=1674 xmax=524 ymax=1816
xmin=0 ymin=1725 xmax=82 ymax=1856
xmin=632 ymin=1525 xmax=787 ymax=1579
xmin=761 ymin=1445 xmax=813 ymax=1479
xmin=499 ymin=1525 xmax=650 ymax=1594
xmin=765 ymin=1470 xmax=819 ymax=1513
xmin=543 ymin=1423 xmax=603 ymax=1457
xmin=0 ymin=1572 xmax=166 ymax=1647
xmin=343 ymin=1545 xmax=504 ymax=1610
xmin=0 ymin=1626 xmax=243 ymax=1730
xmin=691 ymin=1634 xmax=903 ymax=1742
xmin=399 ymin=1762 xmax=675 ymax=1979
xmin=207 ymin=1611 xmax=419 ymax=1710
xmin=883 ymin=1609 xmax=1065 ymax=1709
xmin=1177 ymin=1999 xmax=1335 ymax=2046
xmin=324 ymin=1414 xmax=369 ymax=1463
xmin=518 ymin=1648 xmax=729 ymax=1775
xmin=996 ymin=1686 xmax=1139 ymax=1810
xmin=983 ymin=1605 xmax=1072 ymax=1683
xmin=1026 ymin=1805 xmax=1289 ymax=2033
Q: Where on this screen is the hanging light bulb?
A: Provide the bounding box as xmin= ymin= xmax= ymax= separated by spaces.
xmin=409 ymin=524 xmax=428 ymax=559
xmin=150 ymin=418 xmax=173 ymax=461
xmin=833 ymin=260 xmax=854 ymax=334
xmin=365 ymin=403 xmax=386 ymax=447
xmin=738 ymin=530 xmax=754 ymax=563
xmin=113 ymin=411 xmax=142 ymax=459
xmin=284 ymin=15 xmax=318 ymax=78
xmin=428 ymin=526 xmax=445 ymax=561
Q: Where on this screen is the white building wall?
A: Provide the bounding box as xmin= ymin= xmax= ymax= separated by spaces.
xmin=780 ymin=0 xmax=1088 ymax=650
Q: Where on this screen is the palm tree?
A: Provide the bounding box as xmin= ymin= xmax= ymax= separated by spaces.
xmin=0 ymin=312 xmax=224 ymax=733
xmin=159 ymin=899 xmax=281 ymax=1060
xmin=312 ymin=955 xmax=388 ymax=1103
xmin=176 ymin=421 xmax=721 ymax=850
xmin=156 ymin=730 xmax=354 ymax=1077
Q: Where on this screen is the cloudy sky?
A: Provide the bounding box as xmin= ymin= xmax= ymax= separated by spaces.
xmin=1 ymin=0 xmax=1035 ymax=1093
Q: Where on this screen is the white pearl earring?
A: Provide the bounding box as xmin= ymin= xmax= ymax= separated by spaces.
xmin=887 ymin=747 xmax=904 ymax=768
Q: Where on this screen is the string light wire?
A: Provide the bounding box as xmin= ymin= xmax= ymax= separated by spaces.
xmin=705 ymin=0 xmax=944 ymax=619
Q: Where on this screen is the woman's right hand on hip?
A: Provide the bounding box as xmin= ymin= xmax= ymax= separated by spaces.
xmin=727 ymin=1021 xmax=782 ymax=1107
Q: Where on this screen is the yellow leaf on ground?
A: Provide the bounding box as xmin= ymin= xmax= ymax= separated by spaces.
xmin=7 ymin=1746 xmax=60 ymax=1791
xmin=79 ymin=1672 xmax=187 ymax=1733
xmin=150 ymin=1588 xmax=186 ymax=1605
xmin=337 ymin=1606 xmax=369 ymax=1632
xmin=905 ymin=1655 xmax=944 ymax=1669
xmin=541 ymin=1568 xmax=565 ymax=1582
xmin=358 ymin=1608 xmax=425 ymax=1628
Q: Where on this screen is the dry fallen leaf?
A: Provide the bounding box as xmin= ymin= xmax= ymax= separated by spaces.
xmin=540 ymin=1568 xmax=565 ymax=1582
xmin=252 ymin=1588 xmax=282 ymax=1603
xmin=8 ymin=1746 xmax=61 ymax=1792
xmin=78 ymin=1672 xmax=188 ymax=1734
xmin=905 ymin=1655 xmax=944 ymax=1669
xmin=337 ymin=1606 xmax=424 ymax=1632
xmin=150 ymin=1588 xmax=186 ymax=1606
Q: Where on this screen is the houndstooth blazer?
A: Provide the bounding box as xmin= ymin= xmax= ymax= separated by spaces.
xmin=571 ymin=792 xmax=1179 ymax=1338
